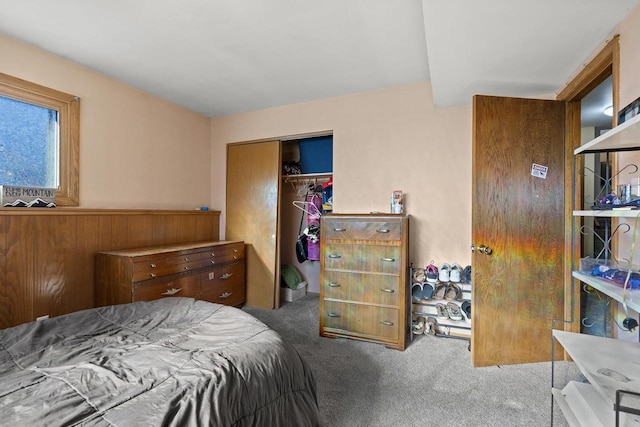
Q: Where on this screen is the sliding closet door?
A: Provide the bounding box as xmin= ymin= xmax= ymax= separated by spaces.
xmin=226 ymin=141 xmax=281 ymax=309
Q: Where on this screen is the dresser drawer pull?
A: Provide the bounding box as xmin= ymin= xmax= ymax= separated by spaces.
xmin=328 ymin=254 xmax=342 ymax=259
xmin=380 ymin=258 xmax=396 ymax=262
xmin=328 ymin=313 xmax=340 ymax=318
xmin=381 ymin=288 xmax=395 ymax=293
xmin=233 ymin=255 xmax=238 ymax=259
xmin=333 ymin=228 xmax=346 ymax=232
xmin=161 ymin=288 xmax=181 ymax=296
xmin=328 ymin=283 xmax=341 ymax=287
xmin=150 ymin=273 xmax=157 ymax=278
xmin=219 ymin=273 xmax=233 ymax=279
xmin=219 ymin=291 xmax=232 ymax=299
xmin=184 ymin=257 xmax=190 ymax=261
xmin=233 ymin=249 xmax=239 ymax=253
xmin=184 ymin=266 xmax=189 ymax=270
xmin=380 ymin=320 xmax=394 ymax=326
xmin=210 ymin=260 xmax=215 ymax=264
xmin=150 ymin=263 xmax=157 ymax=268
xmin=376 ymin=228 xmax=390 ymax=233
xmin=210 ymin=253 xmax=215 ymax=257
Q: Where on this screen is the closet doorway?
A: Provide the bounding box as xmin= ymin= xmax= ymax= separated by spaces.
xmin=226 ymin=133 xmax=333 ymax=310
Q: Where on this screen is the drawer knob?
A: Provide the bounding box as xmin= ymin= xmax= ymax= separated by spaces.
xmin=150 ymin=263 xmax=157 ymax=268
xmin=219 ymin=273 xmax=233 ymax=279
xmin=233 ymin=256 xmax=238 ymax=259
xmin=381 ymin=288 xmax=395 ymax=293
xmin=210 ymin=253 xmax=215 ymax=257
xmin=380 ymin=320 xmax=394 ymax=326
xmin=333 ymin=228 xmax=346 ymax=232
xmin=380 ymin=258 xmax=395 ymax=262
xmin=233 ymin=249 xmax=238 ymax=253
xmin=161 ymin=287 xmax=181 ymax=296
xmin=328 ymin=313 xmax=340 ymax=318
xmin=376 ymin=228 xmax=390 ymax=233
xmin=210 ymin=260 xmax=215 ymax=264
xmin=150 ymin=273 xmax=157 ymax=278
xmin=184 ymin=266 xmax=189 ymax=270
xmin=219 ymin=291 xmax=232 ymax=299
xmin=184 ymin=257 xmax=189 ymax=261
xmin=328 ymin=254 xmax=341 ymax=259
xmin=328 ymin=283 xmax=341 ymax=287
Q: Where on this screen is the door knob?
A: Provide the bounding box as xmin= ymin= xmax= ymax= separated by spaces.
xmin=478 ymin=244 xmax=493 ymax=255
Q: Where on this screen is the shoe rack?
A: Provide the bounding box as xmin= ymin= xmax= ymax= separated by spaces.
xmin=410 ymin=265 xmax=471 ymax=347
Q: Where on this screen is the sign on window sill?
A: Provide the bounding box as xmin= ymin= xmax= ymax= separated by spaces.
xmin=0 ymin=185 xmax=56 ymax=208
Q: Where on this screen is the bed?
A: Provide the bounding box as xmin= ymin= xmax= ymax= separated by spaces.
xmin=0 ymin=297 xmax=319 ymax=426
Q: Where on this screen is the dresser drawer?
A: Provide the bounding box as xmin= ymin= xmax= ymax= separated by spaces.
xmin=200 ymin=262 xmax=245 ymax=306
xmin=324 ymin=243 xmax=401 ymax=274
xmin=322 ymin=301 xmax=399 ymax=341
xmin=323 ymin=219 xmax=402 ymax=241
xmin=132 ymin=259 xmax=204 ymax=282
xmin=200 ymin=242 xmax=245 ymax=266
xmin=132 ymin=274 xmax=200 ymax=302
xmin=323 ymin=271 xmax=400 ymax=305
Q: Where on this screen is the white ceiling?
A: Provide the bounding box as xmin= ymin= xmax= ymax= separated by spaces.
xmin=0 ymin=0 xmax=638 ymax=118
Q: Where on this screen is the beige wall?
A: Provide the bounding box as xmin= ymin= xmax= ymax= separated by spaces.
xmin=1 ymin=34 xmax=212 ymax=209
xmin=211 ymin=82 xmax=473 ymax=270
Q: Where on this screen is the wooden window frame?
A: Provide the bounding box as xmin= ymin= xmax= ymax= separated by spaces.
xmin=0 ymin=72 xmax=80 ymax=206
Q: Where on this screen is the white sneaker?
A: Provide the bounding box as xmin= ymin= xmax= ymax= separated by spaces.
xmin=439 ymin=263 xmax=450 ymax=282
xmin=450 ymin=263 xmax=462 ymax=283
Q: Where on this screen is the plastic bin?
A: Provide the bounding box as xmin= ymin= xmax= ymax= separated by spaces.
xmin=299 ymin=136 xmax=333 ymax=174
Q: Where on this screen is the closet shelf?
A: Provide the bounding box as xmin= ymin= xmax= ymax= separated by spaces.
xmin=283 ymin=173 xmax=332 ymax=183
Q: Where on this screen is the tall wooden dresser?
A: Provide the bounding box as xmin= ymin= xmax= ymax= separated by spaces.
xmin=95 ymin=240 xmax=245 ymax=307
xmin=319 ymin=214 xmax=409 ymax=350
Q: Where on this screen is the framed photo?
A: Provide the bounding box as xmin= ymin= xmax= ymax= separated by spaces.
xmin=618 ymin=96 xmax=640 ymax=124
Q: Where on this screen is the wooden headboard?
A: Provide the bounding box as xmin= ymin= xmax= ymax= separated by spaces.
xmin=0 ymin=208 xmax=220 ymax=329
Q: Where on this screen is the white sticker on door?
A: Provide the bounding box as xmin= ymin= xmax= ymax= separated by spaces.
xmin=531 ymin=163 xmax=548 ymax=179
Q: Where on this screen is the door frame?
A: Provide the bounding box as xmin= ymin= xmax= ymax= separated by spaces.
xmin=556 ymin=35 xmax=620 ymax=333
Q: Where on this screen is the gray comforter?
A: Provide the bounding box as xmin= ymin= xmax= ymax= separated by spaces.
xmin=0 ymin=298 xmax=319 ymax=426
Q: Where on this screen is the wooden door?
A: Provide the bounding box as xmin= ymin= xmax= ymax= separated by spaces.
xmin=226 ymin=141 xmax=281 ymax=309
xmin=472 ymin=95 xmax=566 ymax=367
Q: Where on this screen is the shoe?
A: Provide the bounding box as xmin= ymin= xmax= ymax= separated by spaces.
xmin=447 ymin=302 xmax=463 ymax=321
xmin=425 ymin=261 xmax=438 ymax=283
xmin=461 ymin=300 xmax=471 ymax=322
xmin=444 ymin=283 xmax=462 ymax=301
xmin=421 ymin=282 xmax=434 ymax=300
xmin=439 ymin=263 xmax=450 ymax=282
xmin=425 ymin=317 xmax=437 ymax=335
xmin=462 ymin=265 xmax=472 ymax=284
xmin=435 ymin=303 xmax=449 ymax=319
xmin=433 ymin=283 xmax=447 ymax=300
xmin=413 ymin=315 xmax=426 ymax=334
xmin=411 ymin=283 xmax=423 ymax=302
xmin=450 ymin=264 xmax=462 ymax=283
xmin=413 ymin=268 xmax=426 ymax=283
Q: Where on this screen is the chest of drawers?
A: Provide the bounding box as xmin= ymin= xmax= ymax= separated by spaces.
xmin=319 ymin=214 xmax=409 ymax=350
xmin=95 ymin=241 xmax=245 ymax=307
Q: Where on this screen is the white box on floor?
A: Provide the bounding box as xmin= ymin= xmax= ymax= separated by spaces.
xmin=281 ymin=281 xmax=307 ymax=302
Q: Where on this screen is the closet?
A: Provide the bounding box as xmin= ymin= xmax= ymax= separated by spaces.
xmin=226 ymin=134 xmax=333 ymax=309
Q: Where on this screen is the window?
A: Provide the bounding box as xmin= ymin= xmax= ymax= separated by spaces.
xmin=0 ymin=73 xmax=79 ymax=206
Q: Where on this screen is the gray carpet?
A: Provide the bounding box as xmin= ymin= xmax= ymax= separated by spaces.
xmin=243 ymin=293 xmax=577 ymax=427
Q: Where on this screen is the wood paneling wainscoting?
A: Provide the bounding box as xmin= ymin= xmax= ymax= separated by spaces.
xmin=0 ymin=208 xmax=220 ymax=329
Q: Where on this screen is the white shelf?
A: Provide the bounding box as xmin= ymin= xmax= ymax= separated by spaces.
xmin=553 ymin=381 xmax=625 ymax=427
xmin=574 ymin=209 xmax=640 ymax=218
xmin=553 ymin=330 xmax=640 ymax=425
xmin=572 ymin=271 xmax=640 ymax=313
xmin=575 ymin=113 xmax=640 ymax=154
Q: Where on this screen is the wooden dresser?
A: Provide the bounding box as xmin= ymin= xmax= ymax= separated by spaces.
xmin=95 ymin=240 xmax=245 ymax=307
xmin=319 ymin=214 xmax=409 ymax=350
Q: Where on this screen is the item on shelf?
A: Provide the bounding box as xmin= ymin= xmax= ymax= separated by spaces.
xmin=439 ymin=263 xmax=450 ymax=282
xmin=591 ymin=264 xmax=640 ymax=289
xmin=450 ymin=263 xmax=463 ymax=283
xmin=299 ymin=136 xmax=333 ymax=174
xmin=411 ymin=283 xmax=423 ymax=302
xmin=412 ymin=267 xmax=426 ymax=282
xmin=425 ymin=261 xmax=439 ymax=283
xmin=424 ymin=317 xmax=437 ymax=335
xmin=461 ymin=301 xmax=471 ymax=321
xmin=422 ymin=283 xmax=434 ymax=300
xmin=433 ymin=283 xmax=447 ymax=299
xmin=435 ymin=303 xmax=448 ymax=319
xmin=444 ymin=283 xmax=462 ymax=301
xmin=446 ymin=302 xmax=463 ymax=321
xmin=413 ymin=315 xmax=426 ymax=334
xmin=282 ymin=160 xmax=302 ymax=175
xmin=461 ymin=265 xmax=472 ymax=284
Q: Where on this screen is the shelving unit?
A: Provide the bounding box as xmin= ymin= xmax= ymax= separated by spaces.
xmin=410 ymin=266 xmax=471 ymax=342
xmin=552 ymin=330 xmax=640 ymax=426
xmin=553 ymin=113 xmax=640 ymax=426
